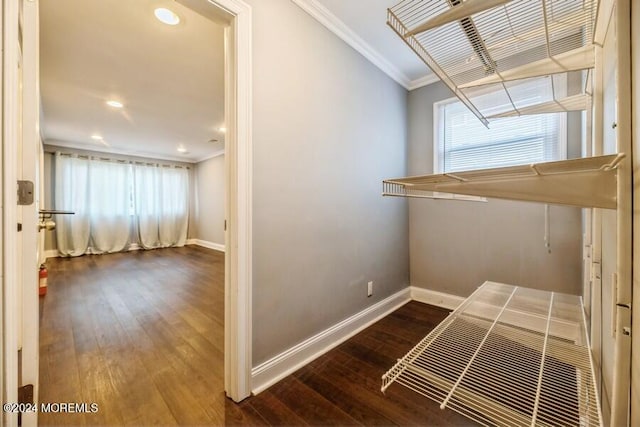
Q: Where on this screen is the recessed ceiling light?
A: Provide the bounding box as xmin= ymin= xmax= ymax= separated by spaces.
xmin=218 ymin=127 xmax=227 ymax=133
xmin=106 ymin=100 xmax=123 ymax=108
xmin=154 ymin=7 xmax=180 ymax=25
xmin=177 ymin=145 xmax=188 ymax=153
xmin=91 ymin=134 xmax=103 ymax=140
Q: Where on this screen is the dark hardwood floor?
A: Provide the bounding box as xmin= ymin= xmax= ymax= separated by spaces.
xmin=39 ymin=246 xmax=225 ymax=426
xmin=40 ymin=246 xmax=474 ymax=426
xmin=228 ymin=301 xmax=476 ymax=427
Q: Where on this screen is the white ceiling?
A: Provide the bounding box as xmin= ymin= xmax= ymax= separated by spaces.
xmin=40 ymin=0 xmax=225 ymax=163
xmin=299 ymin=0 xmax=436 ymax=89
xmin=40 ymin=0 xmax=436 ymax=163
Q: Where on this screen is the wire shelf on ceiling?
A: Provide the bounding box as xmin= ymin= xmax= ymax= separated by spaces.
xmin=387 ymin=0 xmax=597 ymax=125
xmin=381 ymin=281 xmax=603 ymax=427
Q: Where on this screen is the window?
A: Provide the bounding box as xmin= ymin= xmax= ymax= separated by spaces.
xmin=434 ymin=81 xmax=567 ymax=175
xmin=54 ymin=153 xmax=190 ymax=256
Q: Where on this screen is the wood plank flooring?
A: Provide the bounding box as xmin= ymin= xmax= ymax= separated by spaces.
xmin=229 ymin=301 xmax=476 ymax=427
xmin=39 ymin=246 xmax=225 ymax=426
xmin=40 ymin=246 xmax=475 ymax=426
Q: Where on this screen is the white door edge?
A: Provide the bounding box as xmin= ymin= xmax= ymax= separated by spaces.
xmin=2 ymin=0 xmax=22 ymax=425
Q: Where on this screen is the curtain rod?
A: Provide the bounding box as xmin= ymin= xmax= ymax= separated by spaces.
xmin=53 ymin=151 xmax=191 ymax=170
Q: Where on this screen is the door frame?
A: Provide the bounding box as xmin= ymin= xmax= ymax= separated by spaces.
xmin=2 ymin=0 xmax=22 ymax=425
xmin=2 ymin=0 xmax=41 ymax=424
xmin=631 ymin=0 xmax=640 ymax=423
xmin=18 ymin=0 xmax=41 ymax=426
xmin=207 ymin=0 xmax=254 ymax=402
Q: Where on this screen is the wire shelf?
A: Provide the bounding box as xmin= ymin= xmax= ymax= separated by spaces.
xmin=388 ymin=0 xmax=597 ymax=125
xmin=382 ymin=153 xmax=624 ymax=209
xmin=381 ymin=281 xmax=603 ymax=427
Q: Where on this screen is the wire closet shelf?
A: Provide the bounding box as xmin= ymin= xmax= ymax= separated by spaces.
xmin=388 ymin=0 xmax=598 ymax=125
xmin=382 ymin=153 xmax=624 ymax=209
xmin=381 ymin=281 xmax=603 ymax=427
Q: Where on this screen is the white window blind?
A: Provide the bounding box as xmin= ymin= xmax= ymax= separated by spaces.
xmin=434 ymin=79 xmax=567 ymax=174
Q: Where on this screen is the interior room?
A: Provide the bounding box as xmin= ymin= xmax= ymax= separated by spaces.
xmin=37 ymin=1 xmax=228 ymax=424
xmin=1 ymin=0 xmax=639 ymax=426
xmin=39 ymin=0 xmax=227 ymax=259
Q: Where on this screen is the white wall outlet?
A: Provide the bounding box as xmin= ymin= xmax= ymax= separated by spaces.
xmin=367 ymin=281 xmax=373 ymax=297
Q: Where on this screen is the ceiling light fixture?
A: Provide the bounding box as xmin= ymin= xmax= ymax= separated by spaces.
xmin=154 ymin=7 xmax=180 ymax=25
xmin=106 ymin=100 xmax=124 ymax=108
xmin=218 ymin=127 xmax=227 ymax=133
xmin=91 ymin=134 xmax=103 ymax=140
xmin=177 ymin=145 xmax=188 ymax=153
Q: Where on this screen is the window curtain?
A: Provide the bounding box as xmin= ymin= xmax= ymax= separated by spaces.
xmin=54 ymin=153 xmax=131 ymax=256
xmin=133 ymin=163 xmax=189 ymax=249
xmin=54 ymin=152 xmax=189 ymax=256
xmin=54 ymin=153 xmax=90 ymax=257
xmin=87 ymin=159 xmax=132 ymax=253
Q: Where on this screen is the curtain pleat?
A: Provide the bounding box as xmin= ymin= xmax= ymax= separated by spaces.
xmin=134 ymin=164 xmax=189 ymax=248
xmin=54 ymin=153 xmax=189 ymax=256
xmin=55 ymin=153 xmax=91 ymax=257
xmin=87 ymin=160 xmax=132 ymax=254
xmin=134 ymin=164 xmax=161 ymax=249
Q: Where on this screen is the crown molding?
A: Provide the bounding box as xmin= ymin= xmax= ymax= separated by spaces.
xmin=407 ymin=73 xmax=440 ymax=90
xmin=43 ymin=138 xmax=224 ymax=164
xmin=196 ymin=148 xmax=225 ymax=163
xmin=291 ymin=0 xmax=415 ymax=89
xmin=43 ymin=139 xmax=199 ymax=164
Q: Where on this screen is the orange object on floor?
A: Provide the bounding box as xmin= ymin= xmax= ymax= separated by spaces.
xmin=39 ymin=264 xmax=48 ymax=296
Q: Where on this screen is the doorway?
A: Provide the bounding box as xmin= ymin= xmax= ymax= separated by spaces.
xmin=2 ymin=0 xmax=252 ymax=425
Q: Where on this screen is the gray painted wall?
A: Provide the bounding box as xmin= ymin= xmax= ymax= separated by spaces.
xmin=193 ymin=154 xmax=225 ymax=245
xmin=407 ymin=82 xmax=583 ymax=297
xmin=245 ymin=0 xmax=409 ymax=367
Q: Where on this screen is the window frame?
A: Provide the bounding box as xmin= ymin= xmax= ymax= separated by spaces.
xmin=431 ymin=96 xmax=568 ymax=201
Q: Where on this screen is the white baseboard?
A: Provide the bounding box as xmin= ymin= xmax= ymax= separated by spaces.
xmin=410 ymin=286 xmax=465 ymax=311
xmin=186 ymin=238 xmax=225 ymax=252
xmin=251 ymin=288 xmax=411 ymax=395
xmin=44 ymin=249 xmax=59 ymax=259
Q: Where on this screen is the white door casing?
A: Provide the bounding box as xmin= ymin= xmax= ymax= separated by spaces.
xmin=2 ymin=0 xmax=21 ymax=425
xmin=176 ymin=0 xmax=254 ymax=402
xmin=592 ymin=0 xmax=633 ymax=425
xmin=19 ymin=1 xmax=41 ymax=426
xmin=2 ymin=0 xmax=40 ymax=426
xmin=214 ymin=0 xmax=253 ymax=402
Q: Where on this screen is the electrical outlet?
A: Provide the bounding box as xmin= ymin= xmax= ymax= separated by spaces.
xmin=367 ymin=281 xmax=373 ymax=297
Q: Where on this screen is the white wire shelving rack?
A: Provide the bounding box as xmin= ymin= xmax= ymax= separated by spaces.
xmin=381 ymin=281 xmax=603 ymax=427
xmin=382 ymin=153 xmax=624 ymax=209
xmin=387 ymin=0 xmax=598 ymax=126
xmin=381 ymin=1 xmax=625 ymax=425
